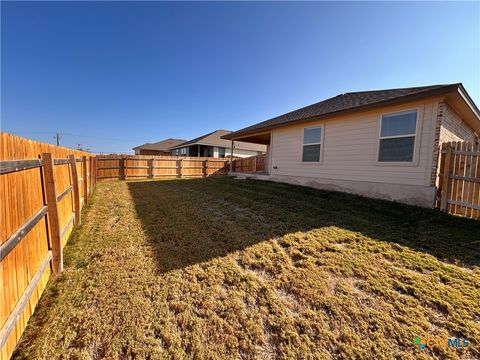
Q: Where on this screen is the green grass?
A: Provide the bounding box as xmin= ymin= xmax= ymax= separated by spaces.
xmin=13 ymin=178 xmax=480 ymax=359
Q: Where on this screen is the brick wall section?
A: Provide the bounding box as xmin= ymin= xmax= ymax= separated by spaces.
xmin=430 ymin=102 xmax=477 ymax=185
xmin=439 ymin=103 xmax=476 ymax=143
xmin=430 ymin=103 xmax=444 ymax=186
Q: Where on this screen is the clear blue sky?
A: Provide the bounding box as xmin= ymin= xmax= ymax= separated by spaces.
xmin=1 ymin=1 xmax=479 ymax=154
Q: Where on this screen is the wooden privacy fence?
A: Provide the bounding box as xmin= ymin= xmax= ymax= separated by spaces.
xmin=96 ymin=155 xmax=230 ymax=180
xmin=232 ymin=154 xmax=266 ymax=173
xmin=0 ymin=133 xmax=96 ymax=360
xmin=437 ymin=141 xmax=480 ymax=219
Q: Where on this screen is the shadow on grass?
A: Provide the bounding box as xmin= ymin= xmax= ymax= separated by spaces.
xmin=127 ymin=178 xmax=480 ymax=273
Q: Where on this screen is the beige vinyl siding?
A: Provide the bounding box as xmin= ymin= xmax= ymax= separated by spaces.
xmin=270 ymin=99 xmax=440 ymax=187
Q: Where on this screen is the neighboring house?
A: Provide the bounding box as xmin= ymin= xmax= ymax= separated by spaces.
xmin=223 ymin=83 xmax=480 ymax=207
xmin=133 ymin=138 xmax=186 ymax=155
xmin=168 ymin=129 xmax=266 ymax=158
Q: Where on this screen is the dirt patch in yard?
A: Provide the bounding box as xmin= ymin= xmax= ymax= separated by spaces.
xmin=13 ymin=178 xmax=480 ymax=359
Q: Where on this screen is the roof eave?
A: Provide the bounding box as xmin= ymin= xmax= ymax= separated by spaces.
xmin=457 ymin=84 xmax=480 ymax=122
xmin=135 ymin=148 xmax=170 ymax=151
xmin=168 ymin=143 xmax=192 ymax=150
xmin=132 ymin=143 xmax=149 ymax=150
xmin=223 ymin=84 xmax=462 ymax=140
xmin=168 ymin=142 xmax=218 ymax=150
xmin=169 ymin=141 xmax=264 ymax=151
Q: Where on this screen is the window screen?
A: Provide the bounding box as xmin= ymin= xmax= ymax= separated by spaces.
xmin=302 ymin=127 xmax=322 ymax=162
xmin=378 ymin=110 xmax=417 ymax=162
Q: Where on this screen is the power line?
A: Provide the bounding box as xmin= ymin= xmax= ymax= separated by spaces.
xmin=5 ymin=131 xmax=54 ymax=135
xmin=7 ymin=130 xmax=140 ymax=153
xmin=60 ymin=132 xmax=140 ymax=142
xmin=7 ymin=130 xmax=142 ymax=143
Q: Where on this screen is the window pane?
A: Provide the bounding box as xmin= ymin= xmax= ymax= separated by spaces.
xmin=378 ymin=136 xmax=415 ymax=162
xmin=302 ymin=144 xmax=321 ymax=162
xmin=381 ymin=111 xmax=417 ymax=137
xmin=304 ymin=127 xmax=322 ymax=144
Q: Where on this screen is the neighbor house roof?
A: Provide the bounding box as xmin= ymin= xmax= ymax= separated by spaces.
xmin=169 ymin=130 xmax=266 ymax=152
xmin=133 ymin=138 xmax=186 ymax=151
xmin=223 ymin=83 xmax=480 ymax=139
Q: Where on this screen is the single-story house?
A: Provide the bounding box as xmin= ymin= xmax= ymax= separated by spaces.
xmin=222 ymin=83 xmax=480 ymax=207
xmin=169 ymin=129 xmax=266 ymax=158
xmin=133 ymin=138 xmax=186 ymax=155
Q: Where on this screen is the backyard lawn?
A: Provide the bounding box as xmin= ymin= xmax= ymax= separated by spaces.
xmin=13 ymin=178 xmax=480 ymax=359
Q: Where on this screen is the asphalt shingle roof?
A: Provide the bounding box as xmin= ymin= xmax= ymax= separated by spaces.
xmin=223 ymin=84 xmax=462 ymax=139
xmin=133 ymin=138 xmax=186 ymax=151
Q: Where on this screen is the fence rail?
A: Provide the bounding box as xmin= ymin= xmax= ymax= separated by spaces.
xmin=0 ymin=133 xmax=96 ymax=360
xmin=437 ymin=141 xmax=480 ymax=219
xmin=96 ymin=155 xmax=230 ymax=180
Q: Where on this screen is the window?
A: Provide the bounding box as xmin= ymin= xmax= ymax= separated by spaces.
xmin=302 ymin=126 xmax=322 ymax=162
xmin=218 ymin=147 xmax=225 ymax=158
xmin=180 ymin=148 xmax=187 ymax=156
xmin=378 ymin=110 xmax=417 ymax=162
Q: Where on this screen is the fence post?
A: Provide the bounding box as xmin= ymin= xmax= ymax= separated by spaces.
xmin=178 ymin=158 xmax=183 ymax=178
xmin=41 ymin=153 xmax=63 ymax=274
xmin=229 ymin=140 xmax=234 ymax=173
xmin=203 ymin=160 xmax=207 ymax=177
xmin=68 ymin=155 xmax=81 ymax=226
xmin=150 ymin=158 xmax=155 ymax=179
xmin=118 ymin=157 xmax=125 ymax=180
xmin=254 ymin=156 xmax=258 ymax=172
xmin=82 ymin=156 xmax=88 ymax=204
xmin=93 ymin=157 xmax=97 ymax=188
xmin=440 ymin=143 xmax=453 ymax=211
xmin=89 ymin=156 xmax=94 ymax=193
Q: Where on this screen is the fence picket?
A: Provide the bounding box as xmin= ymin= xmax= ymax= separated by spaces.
xmin=95 ymin=155 xmax=230 ymax=180
xmin=438 ymin=141 xmax=480 ymax=219
xmin=465 ymin=143 xmax=474 ymax=218
xmin=474 ymin=143 xmax=480 ymax=219
xmin=440 ymin=143 xmax=452 ymax=211
xmin=230 ymin=154 xmax=266 ymax=174
xmin=1 ymin=133 xmax=96 ymax=360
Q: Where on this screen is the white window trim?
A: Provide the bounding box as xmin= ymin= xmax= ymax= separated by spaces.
xmin=301 ymin=125 xmax=324 ymax=164
xmin=375 ymin=107 xmax=423 ymax=166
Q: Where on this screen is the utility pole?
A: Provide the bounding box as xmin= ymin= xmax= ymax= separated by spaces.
xmin=54 ymin=132 xmax=61 ymax=146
